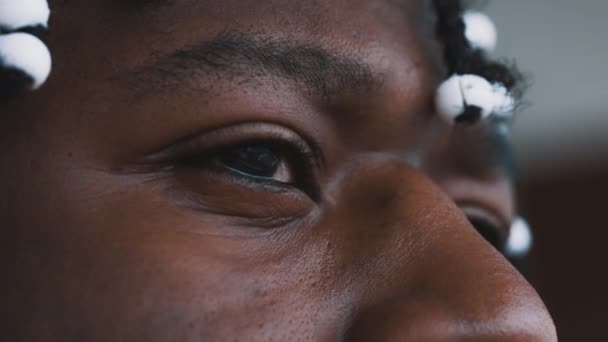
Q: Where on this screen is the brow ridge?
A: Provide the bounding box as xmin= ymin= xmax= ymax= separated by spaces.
xmin=126 ymin=31 xmax=381 ymax=101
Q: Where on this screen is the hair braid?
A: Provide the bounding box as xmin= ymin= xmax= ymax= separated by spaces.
xmin=0 ymin=0 xmax=52 ymax=101
xmin=0 ymin=0 xmax=522 ymax=124
xmin=433 ymin=0 xmax=522 ymax=125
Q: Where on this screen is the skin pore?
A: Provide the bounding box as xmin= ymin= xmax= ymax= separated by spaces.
xmin=2 ymin=0 xmax=556 ymax=340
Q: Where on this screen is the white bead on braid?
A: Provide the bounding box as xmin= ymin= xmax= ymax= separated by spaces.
xmin=462 ymin=11 xmax=497 ymax=53
xmin=0 ymin=32 xmax=51 ymax=89
xmin=0 ymin=0 xmax=51 ymax=91
xmin=505 ymin=217 xmax=533 ymax=258
xmin=435 ymin=74 xmax=515 ymax=125
xmin=0 ymin=0 xmax=50 ymax=30
xmin=434 ymin=9 xmax=515 ymax=125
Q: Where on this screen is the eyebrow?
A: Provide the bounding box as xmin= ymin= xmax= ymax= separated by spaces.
xmin=123 ymin=31 xmax=381 ymax=101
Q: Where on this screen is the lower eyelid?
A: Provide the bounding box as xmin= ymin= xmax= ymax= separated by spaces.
xmin=220 ymin=163 xmax=290 ymax=185
xmin=162 ymin=167 xmax=315 ymax=227
xmin=176 ymin=163 xmax=302 ymax=198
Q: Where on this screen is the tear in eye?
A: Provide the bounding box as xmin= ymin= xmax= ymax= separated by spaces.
xmin=217 ymin=143 xmax=293 ymax=183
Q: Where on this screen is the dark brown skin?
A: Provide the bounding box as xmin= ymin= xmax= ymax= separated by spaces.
xmin=2 ymin=0 xmax=556 ymax=340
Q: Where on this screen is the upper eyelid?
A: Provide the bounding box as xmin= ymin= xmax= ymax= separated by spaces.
xmin=137 ymin=122 xmax=324 ymax=170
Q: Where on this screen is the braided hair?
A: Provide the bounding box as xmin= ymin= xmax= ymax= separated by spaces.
xmin=0 ymin=0 xmax=520 ymax=126
xmin=0 ymin=0 xmax=52 ymax=101
xmin=433 ymin=0 xmax=521 ymax=125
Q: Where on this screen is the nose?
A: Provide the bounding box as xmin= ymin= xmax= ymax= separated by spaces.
xmin=321 ymin=155 xmax=556 ymax=341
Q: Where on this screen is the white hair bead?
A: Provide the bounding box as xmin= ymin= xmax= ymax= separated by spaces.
xmin=458 ymin=74 xmax=496 ymax=117
xmin=462 ymin=11 xmax=497 ymax=53
xmin=0 ymin=0 xmax=50 ymax=30
xmin=435 ymin=75 xmax=515 ymax=123
xmin=0 ymin=32 xmax=51 ymax=89
xmin=435 ymin=74 xmax=515 ymax=124
xmin=505 ymin=217 xmax=533 ymax=258
xmin=435 ymin=75 xmax=465 ymax=120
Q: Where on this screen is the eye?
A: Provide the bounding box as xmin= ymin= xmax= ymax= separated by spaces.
xmin=461 ymin=206 xmax=510 ymax=254
xmin=138 ymin=123 xmax=321 ymax=223
xmin=215 ymin=142 xmax=293 ymax=184
xmin=175 ymin=135 xmax=320 ymax=199
xmin=468 ymin=217 xmax=505 ymax=252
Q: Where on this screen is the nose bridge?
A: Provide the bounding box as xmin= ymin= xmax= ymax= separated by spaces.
xmin=322 ymin=153 xmax=476 ymax=278
xmin=321 ymin=154 xmax=556 ymax=340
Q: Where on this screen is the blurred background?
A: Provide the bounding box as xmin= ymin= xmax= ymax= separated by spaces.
xmin=485 ymin=0 xmax=607 ymax=339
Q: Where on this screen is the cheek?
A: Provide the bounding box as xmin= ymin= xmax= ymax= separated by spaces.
xmin=13 ymin=167 xmax=329 ymax=340
xmin=6 ymin=146 xmax=546 ymax=340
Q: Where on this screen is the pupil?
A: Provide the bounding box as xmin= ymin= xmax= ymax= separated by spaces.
xmin=221 ymin=144 xmax=281 ymax=178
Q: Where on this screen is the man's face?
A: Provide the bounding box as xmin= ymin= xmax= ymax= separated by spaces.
xmin=3 ymin=0 xmax=555 ymax=340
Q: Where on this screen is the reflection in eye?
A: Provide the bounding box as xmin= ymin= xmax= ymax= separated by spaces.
xmin=217 ymin=143 xmax=293 ymax=184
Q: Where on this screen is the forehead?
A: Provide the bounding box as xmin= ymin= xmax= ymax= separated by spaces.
xmin=50 ymin=0 xmax=442 ymax=113
xmin=53 ymin=0 xmax=436 ymax=65
xmin=117 ymin=0 xmax=428 ymax=26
